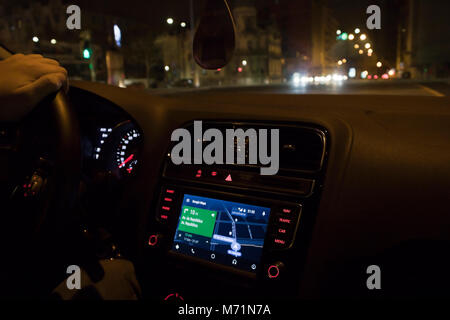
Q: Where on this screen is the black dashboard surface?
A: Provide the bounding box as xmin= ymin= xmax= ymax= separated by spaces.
xmin=70 ymin=80 xmax=450 ymax=298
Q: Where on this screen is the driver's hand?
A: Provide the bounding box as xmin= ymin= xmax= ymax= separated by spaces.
xmin=0 ymin=54 xmax=68 ymax=121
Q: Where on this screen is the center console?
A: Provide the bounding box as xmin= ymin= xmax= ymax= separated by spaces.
xmin=142 ymin=122 xmax=328 ymax=299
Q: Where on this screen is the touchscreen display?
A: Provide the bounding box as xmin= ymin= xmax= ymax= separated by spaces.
xmin=171 ymin=194 xmax=271 ymax=274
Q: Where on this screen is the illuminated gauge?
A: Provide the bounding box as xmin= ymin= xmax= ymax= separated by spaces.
xmin=116 ymin=128 xmax=141 ymax=175
xmin=102 ymin=121 xmax=142 ymax=178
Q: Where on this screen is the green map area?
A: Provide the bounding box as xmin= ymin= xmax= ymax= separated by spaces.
xmin=177 ymin=205 xmax=218 ymax=238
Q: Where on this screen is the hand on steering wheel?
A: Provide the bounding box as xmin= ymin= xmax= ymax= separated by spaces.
xmin=0 ymin=53 xmax=68 ymax=121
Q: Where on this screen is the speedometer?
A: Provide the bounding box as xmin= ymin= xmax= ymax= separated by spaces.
xmin=116 ymin=128 xmax=141 ymax=174
xmin=101 ymin=121 xmax=143 ymax=178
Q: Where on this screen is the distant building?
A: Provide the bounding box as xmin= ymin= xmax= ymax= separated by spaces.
xmin=265 ymin=0 xmax=339 ymax=77
xmin=231 ymin=0 xmax=283 ymax=84
xmin=394 ymin=0 xmax=450 ymax=79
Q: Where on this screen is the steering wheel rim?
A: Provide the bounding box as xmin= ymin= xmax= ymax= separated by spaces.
xmin=35 ymin=90 xmax=81 ymax=233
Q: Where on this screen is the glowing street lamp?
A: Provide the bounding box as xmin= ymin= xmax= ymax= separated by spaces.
xmin=337 ymin=60 xmax=343 ymax=65
xmin=180 ymin=22 xmax=187 ymax=28
xmin=336 ymin=30 xmax=342 ymax=35
xmin=360 ymin=34 xmax=367 ymax=41
xmin=354 ymin=44 xmax=359 ymax=49
xmin=348 ymin=34 xmax=355 ymax=40
xmin=32 ymin=36 xmax=39 ymax=43
xmin=166 ymin=18 xmax=174 ymax=25
xmin=365 ymin=43 xmax=371 ymax=49
xmin=50 ymin=38 xmax=57 ymax=44
xmin=241 ymin=60 xmax=248 ymax=66
xmin=376 ymin=61 xmax=382 ymax=68
xmin=165 ymin=65 xmax=170 ymax=71
xmin=355 ymin=28 xmax=361 ymax=34
xmin=359 ymin=49 xmax=364 ymax=54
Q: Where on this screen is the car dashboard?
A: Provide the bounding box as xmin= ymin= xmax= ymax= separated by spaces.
xmin=68 ymin=81 xmax=450 ymax=299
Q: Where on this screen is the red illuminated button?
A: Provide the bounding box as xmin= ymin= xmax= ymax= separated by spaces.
xmin=282 ymin=208 xmax=292 ymax=214
xmin=277 ymin=228 xmax=287 ymax=234
xmin=164 ymin=292 xmax=184 ymax=301
xmin=267 ymin=262 xmax=284 ymax=279
xmin=148 ymin=234 xmax=160 ymax=247
xmin=273 ymin=238 xmax=287 ymax=246
xmin=164 ymin=197 xmax=173 ymax=202
xmin=160 ymin=214 xmax=169 ymax=221
xmin=268 ymin=265 xmax=279 ymax=278
xmin=269 ymin=235 xmax=292 ymax=250
xmin=277 ymin=216 xmax=293 ymax=225
xmin=162 ymin=206 xmax=171 ymax=211
xmin=166 ymin=189 xmax=175 ymax=194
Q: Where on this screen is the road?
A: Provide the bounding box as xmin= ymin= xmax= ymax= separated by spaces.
xmin=156 ymin=80 xmax=450 ymax=97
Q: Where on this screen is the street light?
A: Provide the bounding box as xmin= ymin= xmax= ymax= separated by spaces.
xmin=165 ymin=65 xmax=170 ymax=71
xmin=359 ymin=49 xmax=364 ymax=54
xmin=355 ymin=28 xmax=360 ymax=34
xmin=368 ymin=48 xmax=373 ymax=54
xmin=50 ymin=38 xmax=57 ymax=44
xmin=360 ymin=34 xmax=367 ymax=41
xmin=32 ymin=36 xmax=39 ymax=43
xmin=365 ymin=43 xmax=371 ymax=49
xmin=336 ymin=30 xmax=342 ymax=35
xmin=376 ymin=61 xmax=382 ymax=68
xmin=354 ymin=44 xmax=359 ymax=49
xmin=180 ymin=22 xmax=187 ymax=28
xmin=342 ymin=58 xmax=347 ymax=63
xmin=166 ymin=18 xmax=174 ymax=25
xmin=348 ymin=34 xmax=355 ymax=40
xmin=337 ymin=60 xmax=343 ymax=65
xmin=241 ymin=60 xmax=248 ymax=66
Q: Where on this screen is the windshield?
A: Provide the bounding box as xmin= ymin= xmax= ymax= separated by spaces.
xmin=1 ymin=0 xmax=449 ymax=96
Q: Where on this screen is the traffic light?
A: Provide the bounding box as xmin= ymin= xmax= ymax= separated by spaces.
xmin=83 ymin=48 xmax=91 ymax=59
xmin=83 ymin=40 xmax=91 ymax=59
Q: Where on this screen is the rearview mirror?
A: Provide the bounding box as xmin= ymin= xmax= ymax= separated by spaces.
xmin=193 ymin=0 xmax=236 ymax=70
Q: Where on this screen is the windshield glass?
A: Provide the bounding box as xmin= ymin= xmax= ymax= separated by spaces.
xmin=0 ymin=0 xmax=449 ymax=96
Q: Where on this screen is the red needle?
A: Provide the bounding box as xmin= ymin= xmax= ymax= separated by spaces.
xmin=118 ymin=154 xmax=134 ymax=168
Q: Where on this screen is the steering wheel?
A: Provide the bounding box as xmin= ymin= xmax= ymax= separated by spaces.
xmin=0 ymin=47 xmax=81 ymax=295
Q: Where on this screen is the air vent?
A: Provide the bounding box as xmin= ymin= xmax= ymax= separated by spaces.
xmin=179 ymin=122 xmax=326 ymax=174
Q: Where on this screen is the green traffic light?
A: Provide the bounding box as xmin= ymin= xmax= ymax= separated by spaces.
xmin=83 ymin=48 xmax=91 ymax=59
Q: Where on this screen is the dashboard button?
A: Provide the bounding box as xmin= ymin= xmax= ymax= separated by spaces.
xmin=268 ymin=234 xmax=293 ymax=250
xmin=164 ymin=292 xmax=184 ymax=302
xmin=267 ymin=262 xmax=284 ymax=279
xmin=148 ymin=234 xmax=161 ymax=247
xmin=165 ymin=188 xmax=176 ymax=195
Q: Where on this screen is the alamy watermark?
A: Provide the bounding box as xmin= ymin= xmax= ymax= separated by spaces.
xmin=366 ymin=265 xmax=381 ymax=290
xmin=66 ymin=5 xmax=81 ymax=30
xmin=170 ymin=121 xmax=279 ymax=175
xmin=66 ymin=265 xmax=81 ymax=290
